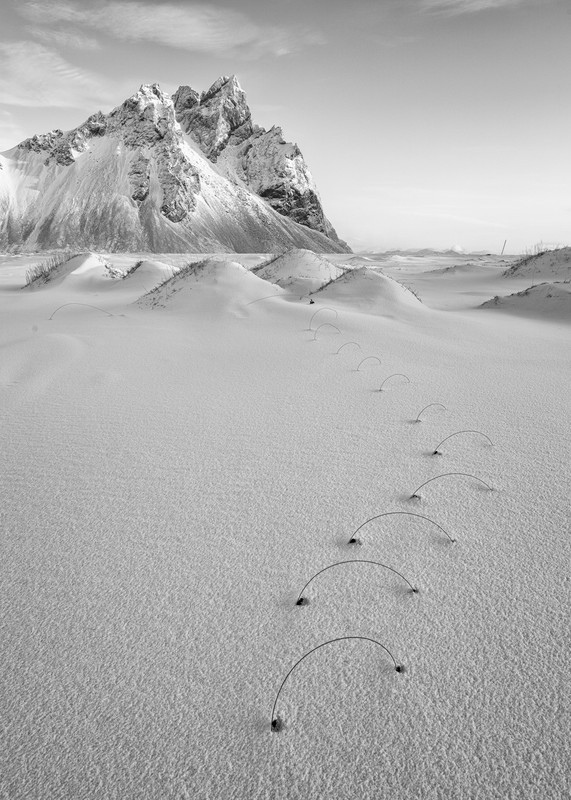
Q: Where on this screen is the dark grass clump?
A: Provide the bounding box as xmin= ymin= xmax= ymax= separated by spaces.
xmin=121 ymin=260 xmax=144 ymax=278
xmin=24 ymin=251 xmax=76 ymax=287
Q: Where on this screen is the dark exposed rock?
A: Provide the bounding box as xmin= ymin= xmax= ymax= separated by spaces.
xmin=129 ymin=154 xmax=151 ymax=202
xmin=157 ymin=149 xmax=200 ymax=222
xmin=18 ymin=130 xmax=75 ymax=167
xmin=174 ymin=75 xmax=253 ymax=160
xmin=173 ymin=78 xmax=346 ymax=246
xmin=230 ymin=126 xmax=342 ymax=241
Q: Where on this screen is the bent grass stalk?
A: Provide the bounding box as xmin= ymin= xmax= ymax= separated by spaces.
xmin=432 ymin=430 xmax=494 ymax=455
xmin=309 ymin=306 xmax=338 ymax=330
xmin=379 ymin=373 xmax=410 ymax=391
xmin=313 ymin=323 xmax=341 ymax=340
xmin=295 ymin=560 xmax=418 ymax=605
xmin=410 ymin=472 xmax=493 ymax=499
xmin=336 ymin=341 xmax=361 ymax=354
xmin=356 ymin=356 xmax=382 ymax=370
xmin=271 ymin=636 xmax=403 ymax=732
xmin=48 ymin=303 xmax=114 ymax=320
xmin=415 ymin=403 xmax=446 ymax=422
xmin=348 ymin=511 xmax=455 ymax=544
xmin=245 ymin=293 xmax=283 ymax=305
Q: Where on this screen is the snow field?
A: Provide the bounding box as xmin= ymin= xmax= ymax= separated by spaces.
xmin=0 ymin=253 xmax=569 ymax=799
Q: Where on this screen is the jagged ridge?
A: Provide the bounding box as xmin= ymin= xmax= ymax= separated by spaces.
xmin=0 ymin=79 xmax=350 ymax=254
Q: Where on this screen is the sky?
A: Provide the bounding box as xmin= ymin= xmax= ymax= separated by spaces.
xmin=0 ymin=0 xmax=570 ymax=253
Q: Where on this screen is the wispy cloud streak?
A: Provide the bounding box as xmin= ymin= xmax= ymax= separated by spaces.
xmin=0 ymin=41 xmax=122 ymax=108
xmin=29 ymin=27 xmax=101 ymax=51
xmin=20 ymin=1 xmax=323 ymax=57
xmin=420 ymin=0 xmax=530 ymax=14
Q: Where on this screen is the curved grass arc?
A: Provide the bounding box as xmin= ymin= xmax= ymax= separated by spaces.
xmin=432 ymin=430 xmax=494 ymax=454
xmin=336 ymin=341 xmax=361 ymax=354
xmin=295 ymin=560 xmax=417 ymax=603
xmin=379 ymin=373 xmax=410 ymax=391
xmin=313 ymin=323 xmax=341 ymax=340
xmin=415 ymin=403 xmax=446 ymax=422
xmin=309 ymin=306 xmax=338 ymax=330
xmin=271 ymin=636 xmax=402 ymax=731
xmin=48 ymin=303 xmax=114 ymax=320
xmin=410 ymin=472 xmax=493 ymax=499
xmin=357 ymin=356 xmax=382 ymax=370
xmin=348 ymin=511 xmax=455 ymax=544
xmin=245 ymin=293 xmax=283 ymax=306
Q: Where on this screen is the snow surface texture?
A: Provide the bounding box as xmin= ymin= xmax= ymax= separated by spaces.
xmin=1 ymin=250 xmax=570 ymax=799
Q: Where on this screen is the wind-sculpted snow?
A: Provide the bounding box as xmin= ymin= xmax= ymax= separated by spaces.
xmin=503 ymin=246 xmax=571 ymax=280
xmin=1 ymin=249 xmax=570 ymax=799
xmin=314 ymin=267 xmax=429 ymax=318
xmin=0 ymin=80 xmax=349 ymax=253
xmin=137 ymin=258 xmax=285 ymax=315
xmin=480 ymin=281 xmax=571 ymax=321
xmin=253 ymin=248 xmax=347 ymax=295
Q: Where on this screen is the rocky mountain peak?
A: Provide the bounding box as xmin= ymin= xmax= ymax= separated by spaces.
xmin=1 ymin=76 xmax=350 ymax=253
xmin=106 ymin=83 xmax=178 ymax=146
xmin=174 ymin=75 xmax=253 ymax=160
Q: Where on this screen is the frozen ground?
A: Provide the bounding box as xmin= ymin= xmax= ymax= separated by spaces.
xmin=1 ymin=249 xmax=569 ymax=799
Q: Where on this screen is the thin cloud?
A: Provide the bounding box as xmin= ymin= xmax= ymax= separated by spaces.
xmin=29 ymin=27 xmax=101 ymax=51
xmin=0 ymin=41 xmax=120 ymax=108
xmin=0 ymin=110 xmax=26 ymax=150
xmin=420 ymin=0 xmax=529 ymax=14
xmin=19 ymin=1 xmax=323 ymax=57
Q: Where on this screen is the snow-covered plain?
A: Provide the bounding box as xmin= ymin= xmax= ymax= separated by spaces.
xmin=1 ymin=249 xmax=569 ymax=799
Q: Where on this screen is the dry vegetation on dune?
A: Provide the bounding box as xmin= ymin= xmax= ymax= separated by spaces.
xmin=23 ymin=251 xmax=77 ymax=287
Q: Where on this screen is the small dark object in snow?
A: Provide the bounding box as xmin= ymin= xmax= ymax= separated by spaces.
xmin=348 ymin=537 xmax=362 ymax=545
xmin=296 ymin=597 xmax=309 ymax=606
xmin=395 ymin=665 xmax=404 ymax=673
xmin=271 ymin=716 xmax=284 ymax=732
xmin=309 ymin=299 xmax=315 ymax=304
xmin=432 ymin=450 xmax=442 ymax=456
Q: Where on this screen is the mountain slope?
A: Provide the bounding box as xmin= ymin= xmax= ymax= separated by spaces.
xmin=0 ymin=82 xmax=350 ymax=254
xmin=173 ymin=76 xmax=342 ymax=243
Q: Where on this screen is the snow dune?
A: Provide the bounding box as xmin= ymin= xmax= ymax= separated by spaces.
xmin=1 ymin=249 xmax=569 ymax=799
xmin=253 ymin=248 xmax=346 ymax=294
xmin=138 ymin=258 xmax=287 ymax=314
xmin=503 ymin=247 xmax=571 ymax=280
xmin=481 ymin=281 xmax=571 ymax=321
xmin=313 ymin=266 xmax=428 ymax=318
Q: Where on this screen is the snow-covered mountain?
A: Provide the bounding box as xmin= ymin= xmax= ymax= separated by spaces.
xmin=0 ymin=78 xmax=350 ymax=254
